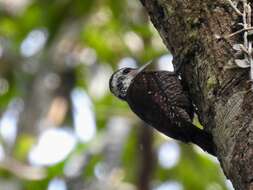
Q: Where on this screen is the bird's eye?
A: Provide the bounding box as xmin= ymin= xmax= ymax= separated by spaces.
xmin=122 ymin=68 xmax=131 ymax=74
xmin=117 ymin=82 xmax=123 ymax=89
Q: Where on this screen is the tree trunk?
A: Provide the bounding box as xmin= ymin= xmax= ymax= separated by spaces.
xmin=140 ymin=0 xmax=253 ymax=189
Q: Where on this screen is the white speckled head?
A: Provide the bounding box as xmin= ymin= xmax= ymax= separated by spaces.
xmin=109 ymin=68 xmax=136 ymax=100
xmin=109 ymin=61 xmax=152 ymax=100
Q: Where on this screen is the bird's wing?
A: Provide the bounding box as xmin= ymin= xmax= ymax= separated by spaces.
xmin=154 ymin=71 xmax=193 ymax=121
xmin=126 ymin=71 xmax=192 ymax=126
xmin=126 ymin=71 xmax=167 ymax=126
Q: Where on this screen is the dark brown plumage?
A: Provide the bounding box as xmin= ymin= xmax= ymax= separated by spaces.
xmin=109 ymin=68 xmax=216 ymax=156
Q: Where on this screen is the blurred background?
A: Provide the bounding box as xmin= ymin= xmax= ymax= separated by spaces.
xmin=0 ymin=0 xmax=234 ymax=190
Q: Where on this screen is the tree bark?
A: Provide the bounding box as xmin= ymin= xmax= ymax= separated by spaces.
xmin=140 ymin=0 xmax=253 ymax=190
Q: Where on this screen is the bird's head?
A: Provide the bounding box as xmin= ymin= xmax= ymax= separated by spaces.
xmin=109 ymin=67 xmax=137 ymax=100
xmin=109 ymin=61 xmax=151 ymax=100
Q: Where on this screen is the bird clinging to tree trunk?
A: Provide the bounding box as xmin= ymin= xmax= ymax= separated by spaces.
xmin=109 ymin=62 xmax=216 ymax=156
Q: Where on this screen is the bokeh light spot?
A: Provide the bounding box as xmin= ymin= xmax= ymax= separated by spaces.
xmin=124 ymin=31 xmax=144 ymax=53
xmin=29 ymin=128 xmax=76 ymax=166
xmin=48 ymin=178 xmax=67 ymax=190
xmin=158 ymin=54 xmax=174 ymax=72
xmin=0 ymin=98 xmax=23 ymax=145
xmin=71 ymin=88 xmax=96 ymax=142
xmin=155 ymin=181 xmax=183 ymax=190
xmin=20 ymin=29 xmax=48 ymax=57
xmin=158 ymin=141 xmax=180 ymax=169
xmin=118 ymin=57 xmax=137 ymax=69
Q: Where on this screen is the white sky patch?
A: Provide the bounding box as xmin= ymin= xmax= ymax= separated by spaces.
xmin=158 ymin=141 xmax=180 ymax=169
xmin=118 ymin=57 xmax=137 ymax=69
xmin=157 ymin=54 xmax=174 ymax=72
xmin=154 ymin=181 xmax=183 ymax=190
xmin=29 ymin=128 xmax=76 ymax=166
xmin=20 ymin=28 xmax=48 ymax=57
xmin=48 ymin=178 xmax=67 ymax=190
xmin=71 ymin=88 xmax=96 ymax=143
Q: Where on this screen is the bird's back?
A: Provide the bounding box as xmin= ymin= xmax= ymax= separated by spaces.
xmin=126 ymin=71 xmax=194 ymax=128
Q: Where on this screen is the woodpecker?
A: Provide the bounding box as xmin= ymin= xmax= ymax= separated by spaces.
xmin=109 ymin=62 xmax=216 ymax=156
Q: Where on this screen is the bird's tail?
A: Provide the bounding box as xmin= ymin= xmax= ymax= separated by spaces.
xmin=189 ymin=126 xmax=217 ymax=156
xmin=161 ymin=122 xmax=217 ymax=156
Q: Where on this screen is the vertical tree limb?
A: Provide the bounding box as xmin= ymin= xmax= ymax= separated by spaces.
xmin=139 ymin=0 xmax=253 ymax=189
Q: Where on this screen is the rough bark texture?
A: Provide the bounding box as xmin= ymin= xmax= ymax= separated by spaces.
xmin=140 ymin=0 xmax=253 ymax=190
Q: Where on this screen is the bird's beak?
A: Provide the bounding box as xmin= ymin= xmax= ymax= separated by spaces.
xmin=130 ymin=60 xmax=152 ymax=78
xmin=137 ymin=60 xmax=152 ymax=73
xmin=125 ymin=60 xmax=153 ymax=81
